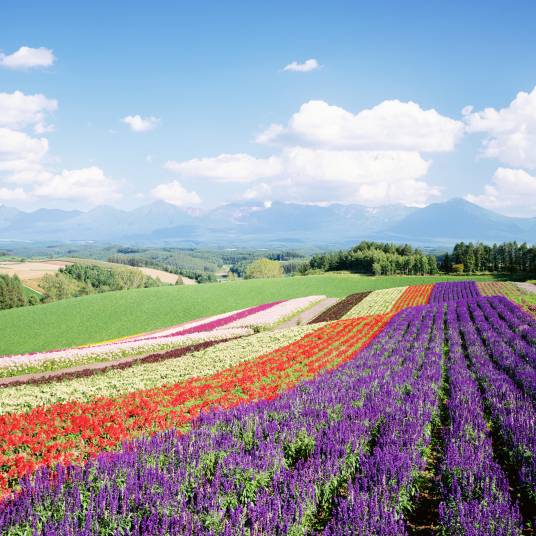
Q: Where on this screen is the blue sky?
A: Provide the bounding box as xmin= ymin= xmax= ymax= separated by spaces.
xmin=1 ymin=1 xmax=536 ymax=216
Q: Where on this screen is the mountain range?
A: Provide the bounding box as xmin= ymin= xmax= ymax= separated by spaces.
xmin=0 ymin=198 xmax=534 ymax=247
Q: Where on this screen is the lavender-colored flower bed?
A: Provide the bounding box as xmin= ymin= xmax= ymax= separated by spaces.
xmin=429 ymin=280 xmax=481 ymax=303
xmin=0 ymin=296 xmax=533 ymax=534
xmin=439 ymin=302 xmax=522 ymax=534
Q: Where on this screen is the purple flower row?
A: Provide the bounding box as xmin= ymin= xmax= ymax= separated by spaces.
xmin=439 ymin=302 xmax=522 ymax=534
xmin=429 ymin=280 xmax=481 ymax=303
xmin=469 ymin=297 xmax=536 ymax=399
xmin=455 ymin=299 xmax=536 ymax=506
xmin=324 ymin=305 xmax=444 ymax=534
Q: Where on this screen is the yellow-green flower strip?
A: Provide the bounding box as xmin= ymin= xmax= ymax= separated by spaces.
xmin=343 ymin=286 xmax=407 ymax=317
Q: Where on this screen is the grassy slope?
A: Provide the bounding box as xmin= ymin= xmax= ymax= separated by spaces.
xmin=0 ymin=273 xmax=498 ymax=355
xmin=22 ymin=285 xmax=43 ymax=299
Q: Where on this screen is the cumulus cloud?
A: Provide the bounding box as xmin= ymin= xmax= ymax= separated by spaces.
xmin=165 ymin=153 xmax=282 ymax=182
xmin=0 ymin=46 xmax=55 ymax=70
xmin=122 ymin=115 xmax=159 ymax=132
xmin=151 ymin=180 xmax=201 ymax=206
xmin=257 ymin=99 xmax=464 ymax=152
xmin=0 ymin=186 xmax=29 ymax=202
xmin=0 ymin=127 xmax=49 ymax=164
xmin=465 ymin=167 xmax=536 ymax=217
xmin=33 ymin=166 xmax=121 ymax=204
xmin=283 ymin=58 xmax=320 ymax=72
xmin=464 ymin=86 xmax=536 ymax=169
xmin=0 ymin=91 xmax=57 ymax=133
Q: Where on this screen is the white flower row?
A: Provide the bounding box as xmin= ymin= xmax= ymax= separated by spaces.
xmin=223 ymin=295 xmax=326 ymax=329
xmin=0 ymin=323 xmax=321 ymax=415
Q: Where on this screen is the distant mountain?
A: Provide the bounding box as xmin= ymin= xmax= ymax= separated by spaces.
xmin=383 ymin=198 xmax=536 ymax=244
xmin=0 ymin=198 xmax=533 ymax=246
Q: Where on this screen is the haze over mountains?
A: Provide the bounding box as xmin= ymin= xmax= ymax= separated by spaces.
xmin=0 ymin=198 xmax=534 ymax=247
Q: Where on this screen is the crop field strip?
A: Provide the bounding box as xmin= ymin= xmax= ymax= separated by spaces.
xmin=0 ymin=337 xmax=241 ymax=389
xmin=389 ymin=283 xmax=433 ymax=312
xmin=308 ymin=292 xmax=370 ymax=323
xmin=0 ymin=280 xmax=533 ymax=534
xmin=342 ymin=286 xmax=408 ymax=318
xmin=0 ymin=314 xmax=389 ymax=496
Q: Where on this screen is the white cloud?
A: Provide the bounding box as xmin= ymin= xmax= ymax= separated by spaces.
xmin=465 ymin=167 xmax=536 ymax=217
xmin=122 ymin=115 xmax=159 ymax=132
xmin=0 ymin=46 xmax=55 ymax=70
xmin=33 ymin=166 xmax=121 ymax=204
xmin=165 ymin=153 xmax=282 ymax=182
xmin=258 ymin=99 xmax=464 ymax=152
xmin=0 ymin=91 xmax=57 ymax=133
xmin=280 ymin=147 xmax=437 ymax=206
xmin=283 ymin=58 xmax=320 ymax=72
xmin=255 ymin=123 xmax=285 ymax=144
xmin=0 ymin=186 xmax=29 ymax=202
xmin=0 ymin=127 xmax=49 ymax=164
xmin=151 ymin=180 xmax=201 ymax=206
xmin=465 ymin=86 xmax=536 ymax=169
xmin=283 ymin=147 xmax=430 ymax=184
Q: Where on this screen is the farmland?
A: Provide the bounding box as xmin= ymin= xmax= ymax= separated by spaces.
xmin=0 ymin=279 xmax=534 ymax=534
xmin=0 ymin=273 xmax=499 ymax=355
xmin=0 ymin=276 xmax=536 ymax=535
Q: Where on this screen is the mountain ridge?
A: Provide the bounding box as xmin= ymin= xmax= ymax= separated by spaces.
xmin=0 ymin=198 xmax=533 ymax=246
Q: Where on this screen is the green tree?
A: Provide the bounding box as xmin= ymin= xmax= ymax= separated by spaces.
xmin=40 ymin=273 xmax=80 ymax=302
xmin=245 ymin=258 xmax=284 ymax=279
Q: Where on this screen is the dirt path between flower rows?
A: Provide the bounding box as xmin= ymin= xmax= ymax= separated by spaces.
xmin=276 ymin=297 xmax=339 ymax=330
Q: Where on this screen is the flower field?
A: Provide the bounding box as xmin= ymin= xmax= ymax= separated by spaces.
xmin=0 ymin=314 xmax=389 ymax=497
xmin=0 ymin=279 xmax=534 ymax=533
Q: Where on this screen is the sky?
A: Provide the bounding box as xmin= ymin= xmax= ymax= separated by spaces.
xmin=1 ymin=1 xmax=536 ymax=217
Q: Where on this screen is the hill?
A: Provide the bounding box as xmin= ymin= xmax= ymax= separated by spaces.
xmin=0 ymin=273 xmax=499 ymax=355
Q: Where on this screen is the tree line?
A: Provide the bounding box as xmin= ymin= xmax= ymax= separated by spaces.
xmin=441 ymin=241 xmax=536 ymax=274
xmin=307 ymin=241 xmax=439 ymax=276
xmin=40 ymin=263 xmax=163 ymax=302
xmin=0 ymin=274 xmax=38 ymax=310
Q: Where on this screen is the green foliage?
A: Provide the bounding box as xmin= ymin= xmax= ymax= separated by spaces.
xmin=0 ymin=274 xmax=26 ymax=310
xmin=452 ymin=263 xmax=464 ymax=274
xmin=443 ymin=241 xmax=536 ymax=274
xmin=40 ymin=263 xmax=162 ymax=302
xmin=283 ymin=430 xmax=315 ymax=468
xmin=0 ymin=273 xmax=498 ymax=355
xmin=308 ymin=241 xmax=439 ymax=276
xmin=245 ymin=258 xmax=284 ymax=279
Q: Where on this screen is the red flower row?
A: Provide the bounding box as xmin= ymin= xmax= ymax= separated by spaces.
xmin=0 ymin=314 xmax=390 ymax=497
xmin=390 ymin=284 xmax=433 ymax=312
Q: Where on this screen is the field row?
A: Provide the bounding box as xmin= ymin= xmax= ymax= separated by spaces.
xmin=1 ymin=294 xmax=533 ymax=533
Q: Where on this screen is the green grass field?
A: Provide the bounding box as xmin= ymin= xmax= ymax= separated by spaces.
xmin=0 ymin=273 xmax=499 ymax=355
